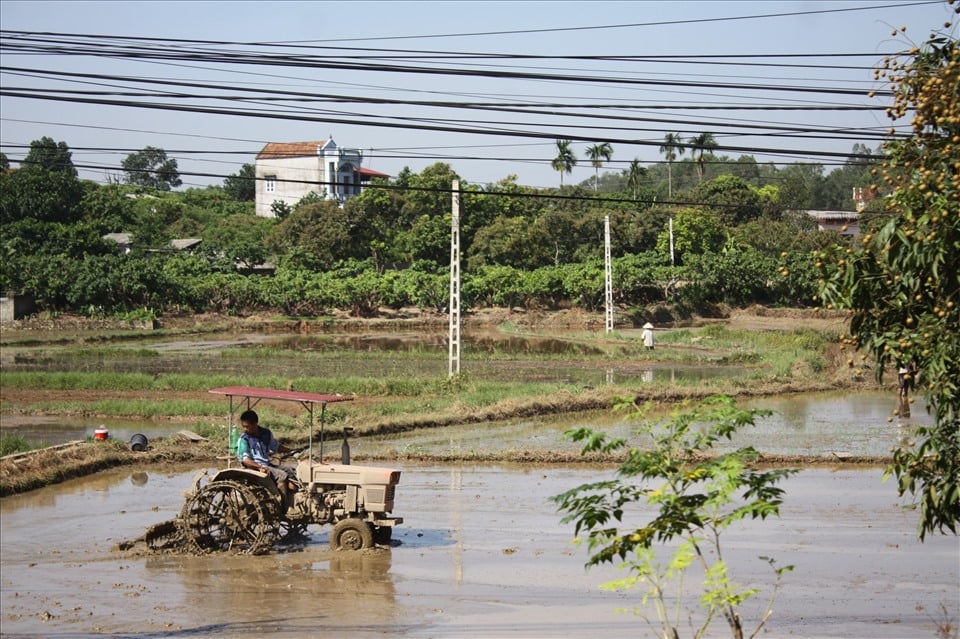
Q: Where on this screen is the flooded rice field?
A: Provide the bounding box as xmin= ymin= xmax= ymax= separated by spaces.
xmin=1 ymin=329 xmax=744 ymax=385
xmin=2 ymin=324 xmax=955 ymax=637
xmin=1 ymin=390 xmax=934 ymax=460
xmin=356 ymin=389 xmax=932 ymax=459
xmin=1 ymin=464 xmax=957 ymax=639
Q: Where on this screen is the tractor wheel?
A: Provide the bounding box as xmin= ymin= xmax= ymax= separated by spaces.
xmin=330 ymin=518 xmax=374 ymax=551
xmin=178 ymin=480 xmax=279 ymax=554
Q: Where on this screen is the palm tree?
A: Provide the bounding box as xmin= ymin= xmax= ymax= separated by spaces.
xmin=689 ymin=132 xmax=717 ymax=183
xmin=551 ymin=139 xmax=577 ymax=187
xmin=659 ymin=133 xmax=685 ymax=197
xmin=585 ymin=142 xmax=613 ymax=192
xmin=627 ymin=158 xmax=645 ymax=200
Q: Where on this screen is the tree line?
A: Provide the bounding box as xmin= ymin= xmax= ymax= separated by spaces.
xmin=1 ymin=135 xmax=878 ymax=319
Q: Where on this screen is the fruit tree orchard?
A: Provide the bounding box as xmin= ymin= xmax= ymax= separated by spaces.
xmin=817 ymin=7 xmax=959 ymax=540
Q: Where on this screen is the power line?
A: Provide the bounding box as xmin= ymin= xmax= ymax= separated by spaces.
xmin=2 ymin=2 xmax=936 ymax=44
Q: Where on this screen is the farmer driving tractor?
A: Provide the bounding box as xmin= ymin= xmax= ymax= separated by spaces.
xmin=236 ymin=410 xmax=296 ymax=511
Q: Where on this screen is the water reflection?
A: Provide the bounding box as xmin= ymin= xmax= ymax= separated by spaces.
xmin=358 ymin=390 xmax=934 ymax=459
xmin=142 ymin=549 xmax=399 ymax=633
xmin=0 ymin=415 xmax=191 ymax=447
xmin=2 ymin=330 xmax=738 ymax=386
xmin=3 ymin=388 xmax=933 ymax=457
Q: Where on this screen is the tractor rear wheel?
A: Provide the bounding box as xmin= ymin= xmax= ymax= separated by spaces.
xmin=330 ymin=518 xmax=374 ymax=551
xmin=179 ymin=480 xmax=279 ymax=554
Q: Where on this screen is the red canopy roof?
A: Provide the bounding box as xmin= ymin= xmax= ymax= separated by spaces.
xmin=208 ymin=386 xmax=353 ymax=404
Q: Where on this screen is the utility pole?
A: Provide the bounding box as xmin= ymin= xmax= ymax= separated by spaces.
xmin=668 ymin=216 xmax=676 ymax=300
xmin=449 ymin=180 xmax=461 ymax=377
xmin=604 ymin=215 xmax=613 ymax=333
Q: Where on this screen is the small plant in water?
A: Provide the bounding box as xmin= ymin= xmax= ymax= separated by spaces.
xmin=553 ymin=394 xmax=796 ymax=639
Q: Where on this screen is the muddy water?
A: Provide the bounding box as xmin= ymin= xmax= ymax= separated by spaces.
xmin=3 ymin=390 xmax=933 ymax=457
xmin=358 ymin=390 xmax=932 ymax=459
xmin=1 ymin=464 xmax=956 ymax=639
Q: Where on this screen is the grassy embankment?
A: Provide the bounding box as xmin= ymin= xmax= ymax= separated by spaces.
xmin=0 ymin=321 xmax=879 ymax=495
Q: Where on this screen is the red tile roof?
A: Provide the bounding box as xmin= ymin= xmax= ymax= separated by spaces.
xmin=256 ymin=142 xmax=325 ymax=159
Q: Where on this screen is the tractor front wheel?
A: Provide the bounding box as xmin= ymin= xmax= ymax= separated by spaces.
xmin=330 ymin=518 xmax=373 ymax=551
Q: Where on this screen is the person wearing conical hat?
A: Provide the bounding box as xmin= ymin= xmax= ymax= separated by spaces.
xmin=641 ymin=322 xmax=655 ymax=350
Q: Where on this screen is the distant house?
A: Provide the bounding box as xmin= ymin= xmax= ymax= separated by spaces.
xmin=169 ymin=238 xmax=203 ymax=252
xmin=102 ymin=232 xmax=133 ymax=253
xmin=254 ymin=137 xmax=390 ymax=218
xmin=0 ymin=291 xmax=35 ymax=325
xmin=103 ymin=235 xmax=203 ymax=255
xmin=804 ymin=210 xmax=860 ymax=235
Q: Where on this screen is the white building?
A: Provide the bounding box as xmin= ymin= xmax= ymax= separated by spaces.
xmin=254 ymin=137 xmax=388 ymax=217
xmin=804 ymin=210 xmax=860 ymax=235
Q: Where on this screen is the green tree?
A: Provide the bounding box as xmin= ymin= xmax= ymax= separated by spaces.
xmin=730 ymin=219 xmax=820 ymax=256
xmin=22 ymin=136 xmax=77 ymax=174
xmin=403 ymin=212 xmax=453 ymax=267
xmin=0 ymin=137 xmax=83 ymax=224
xmin=468 ymin=214 xmax=552 ymax=270
xmin=398 ymin=163 xmax=459 ymax=226
xmin=777 ymin=163 xmax=824 ymax=211
xmin=266 ymin=199 xmax=352 ymax=271
xmin=729 ymin=154 xmax=761 ymax=184
xmin=464 ymin=264 xmax=530 ymax=308
xmin=682 ymin=248 xmax=779 ymax=307
xmin=203 ymin=213 xmax=273 ymax=270
xmin=585 ymin=142 xmax=613 ymax=192
xmin=689 ymin=132 xmax=718 ymax=183
xmin=626 ymin=158 xmax=646 ymax=200
xmin=817 ymin=27 xmax=958 ymax=539
xmin=655 ymin=208 xmax=726 ymax=263
xmin=79 ymin=183 xmax=137 ymax=232
xmin=270 ymin=200 xmax=292 ymax=220
xmin=121 ymin=146 xmax=182 ymax=191
xmin=659 ymin=132 xmax=685 ymax=197
xmin=222 ymin=163 xmax=256 ymax=201
xmin=691 ymin=175 xmax=763 ymax=226
xmin=343 ymin=183 xmax=407 ymax=272
xmin=551 ymin=139 xmax=577 ymax=187
xmin=553 ymin=395 xmax=795 ymax=639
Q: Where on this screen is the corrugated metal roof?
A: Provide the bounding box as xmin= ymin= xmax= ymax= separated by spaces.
xmin=102 ymin=232 xmax=132 ymax=244
xmin=169 ymin=238 xmax=202 ymax=250
xmin=805 ymin=210 xmax=860 ymax=221
xmin=209 ymin=386 xmax=354 ymax=404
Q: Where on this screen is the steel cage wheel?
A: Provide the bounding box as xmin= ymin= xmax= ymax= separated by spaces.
xmin=178 ymin=479 xmax=279 ymax=554
xmin=330 ymin=518 xmax=374 ymax=551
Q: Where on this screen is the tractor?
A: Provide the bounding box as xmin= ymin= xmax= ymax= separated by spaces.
xmin=176 ymin=386 xmax=403 ymax=555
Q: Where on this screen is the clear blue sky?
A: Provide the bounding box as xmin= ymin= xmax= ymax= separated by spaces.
xmin=1 ymin=1 xmax=955 ymax=189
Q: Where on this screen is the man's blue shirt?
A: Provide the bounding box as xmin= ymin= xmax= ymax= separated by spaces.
xmin=237 ymin=427 xmax=279 ymax=465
